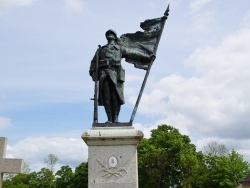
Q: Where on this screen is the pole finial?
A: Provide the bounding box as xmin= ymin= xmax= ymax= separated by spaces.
xmin=164 ymin=4 xmax=170 ymax=17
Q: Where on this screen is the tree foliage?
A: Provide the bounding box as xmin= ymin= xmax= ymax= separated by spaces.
xmin=55 ymin=165 xmax=74 ymax=188
xmin=3 ymin=156 xmax=88 ymax=188
xmin=198 ymin=150 xmax=250 ymax=188
xmin=44 ymin=154 xmax=58 ymax=174
xmin=138 ymin=124 xmax=250 ymax=188
xmin=72 ymin=162 xmax=88 ymax=188
xmin=203 ymin=141 xmax=228 ymax=156
xmin=138 ymin=124 xmax=203 ymax=188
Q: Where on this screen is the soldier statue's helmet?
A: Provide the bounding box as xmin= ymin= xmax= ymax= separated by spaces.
xmin=105 ymin=29 xmax=117 ymax=40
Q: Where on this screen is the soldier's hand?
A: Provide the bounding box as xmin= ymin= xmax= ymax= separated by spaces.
xmin=150 ymin=54 xmax=156 ymax=62
xmin=92 ymin=74 xmax=97 ymax=81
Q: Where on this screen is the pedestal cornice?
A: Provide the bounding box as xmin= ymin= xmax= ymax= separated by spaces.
xmin=82 ymin=127 xmax=143 ymax=146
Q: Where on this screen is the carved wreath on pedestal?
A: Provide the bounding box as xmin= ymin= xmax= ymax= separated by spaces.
xmin=96 ymin=155 xmax=130 ymax=182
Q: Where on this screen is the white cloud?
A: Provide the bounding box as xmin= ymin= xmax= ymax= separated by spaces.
xmin=64 ymin=0 xmax=84 ymax=13
xmin=0 ymin=117 xmax=12 ymax=130
xmin=188 ymin=0 xmax=215 ymax=32
xmin=0 ymin=0 xmax=34 ymax=12
xmin=242 ymin=10 xmax=250 ymax=28
xmin=139 ymin=25 xmax=250 ymax=138
xmin=190 ymin=0 xmax=212 ymax=12
xmin=7 ymin=136 xmax=88 ymax=171
xmin=134 ymin=123 xmax=158 ymax=139
xmin=191 ymin=10 xmax=215 ymax=31
xmin=195 ymin=137 xmax=250 ymax=161
xmin=130 ymin=24 xmax=250 ymax=162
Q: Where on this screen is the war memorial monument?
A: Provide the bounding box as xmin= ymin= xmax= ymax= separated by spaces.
xmin=82 ymin=5 xmax=170 ymax=188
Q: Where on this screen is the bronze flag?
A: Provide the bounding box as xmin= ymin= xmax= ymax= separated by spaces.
xmin=118 ymin=5 xmax=169 ymax=70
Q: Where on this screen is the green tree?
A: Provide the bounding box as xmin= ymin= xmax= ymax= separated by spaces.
xmin=2 ymin=179 xmax=14 ymax=188
xmin=138 ymin=124 xmax=202 ymax=188
xmin=12 ymin=173 xmax=32 ymax=187
xmin=55 ymin=165 xmax=74 ymax=188
xmin=44 ymin=154 xmax=58 ymax=174
xmin=203 ymin=141 xmax=228 ymax=156
xmin=30 ymin=168 xmax=55 ymax=188
xmin=202 ymin=150 xmax=250 ymax=188
xmin=72 ymin=162 xmax=88 ymax=188
xmin=2 ymin=173 xmax=33 ymax=188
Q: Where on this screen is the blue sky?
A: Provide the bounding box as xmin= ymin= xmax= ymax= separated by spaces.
xmin=1 ymin=0 xmax=250 ymax=171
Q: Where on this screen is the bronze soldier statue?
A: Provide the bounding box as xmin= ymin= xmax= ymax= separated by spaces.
xmin=89 ymin=29 xmax=153 ymax=123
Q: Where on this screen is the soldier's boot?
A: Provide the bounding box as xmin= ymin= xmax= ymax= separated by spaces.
xmin=113 ymin=104 xmax=121 ymax=123
xmin=104 ymin=105 xmax=112 ymax=123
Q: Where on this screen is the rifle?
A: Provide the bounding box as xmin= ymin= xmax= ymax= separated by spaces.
xmin=93 ymin=45 xmax=101 ymax=124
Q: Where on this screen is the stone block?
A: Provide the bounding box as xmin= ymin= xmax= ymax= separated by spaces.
xmin=82 ymin=127 xmax=143 ymax=188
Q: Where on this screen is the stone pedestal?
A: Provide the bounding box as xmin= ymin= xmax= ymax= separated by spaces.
xmin=82 ymin=127 xmax=143 ymax=188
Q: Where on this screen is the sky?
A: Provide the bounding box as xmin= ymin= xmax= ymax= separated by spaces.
xmin=1 ymin=0 xmax=250 ymax=172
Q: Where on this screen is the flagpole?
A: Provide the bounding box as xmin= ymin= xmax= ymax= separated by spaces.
xmin=129 ymin=60 xmax=154 ymax=124
xmin=129 ymin=4 xmax=169 ymax=124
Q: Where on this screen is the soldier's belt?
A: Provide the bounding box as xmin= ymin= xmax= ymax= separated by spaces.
xmin=99 ymin=59 xmax=121 ymax=67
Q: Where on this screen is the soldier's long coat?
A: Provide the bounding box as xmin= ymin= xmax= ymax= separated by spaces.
xmin=89 ymin=41 xmax=151 ymax=106
xmin=89 ymin=44 xmax=125 ymax=106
